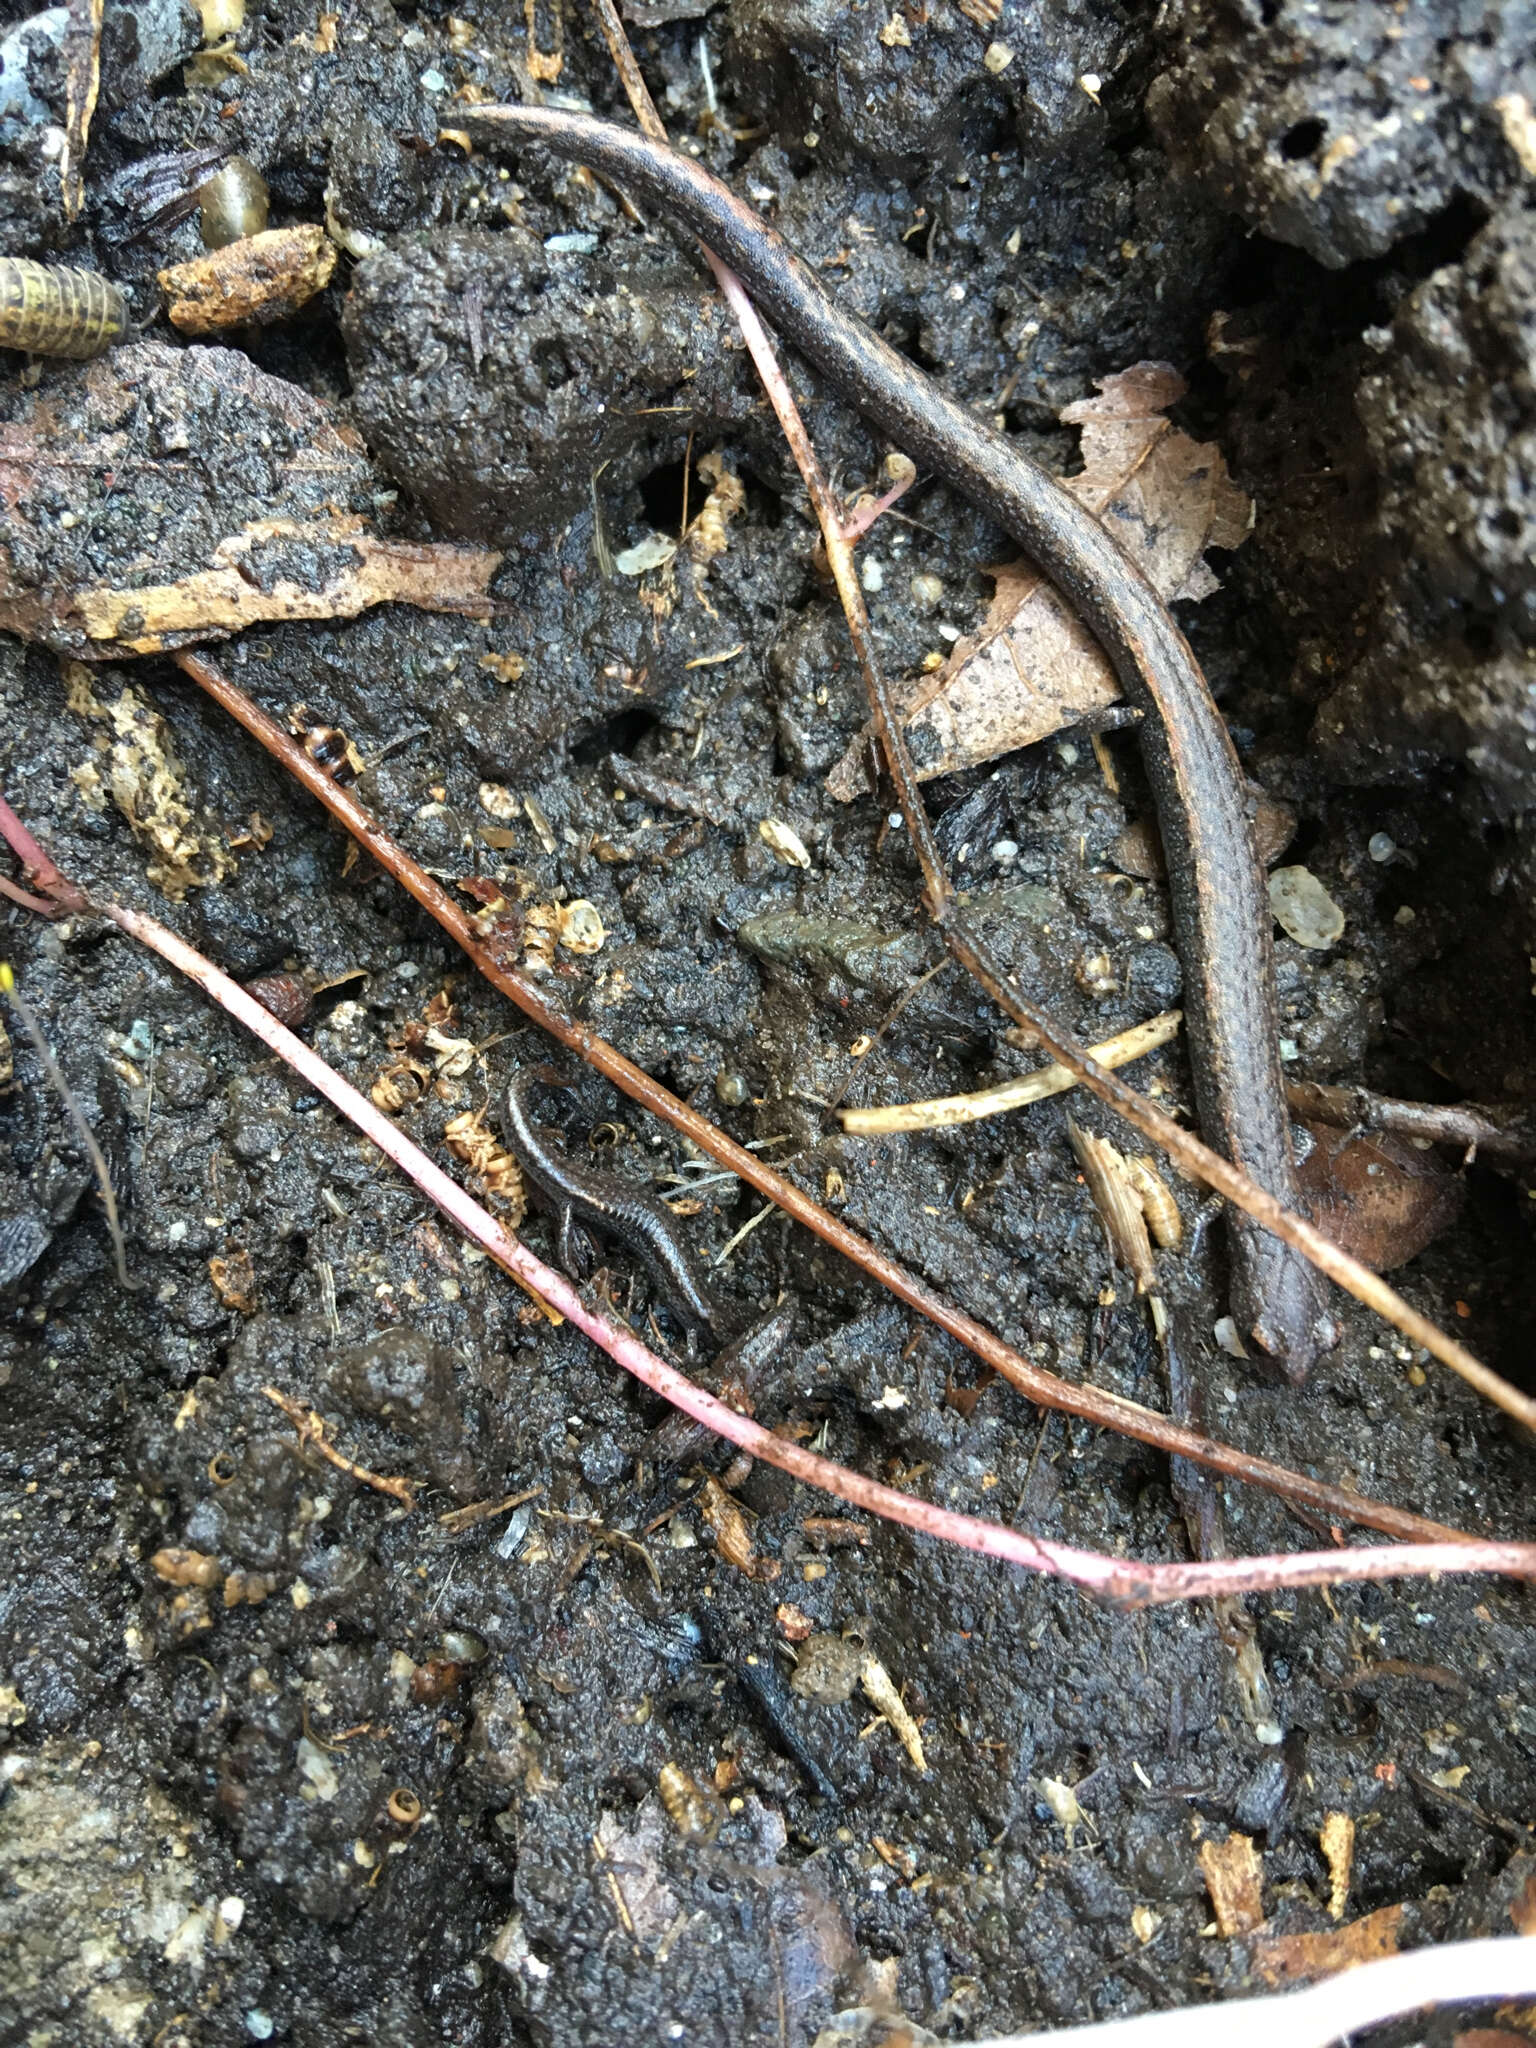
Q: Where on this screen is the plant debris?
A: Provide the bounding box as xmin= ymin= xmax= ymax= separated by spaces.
xmin=158 ymin=225 xmax=338 ymax=333
xmin=1251 ymin=1903 xmax=1404 ymax=1987
xmin=828 ymin=362 xmax=1251 ymax=795
xmin=0 ymin=342 xmax=499 ymax=660
xmin=1199 ymin=1830 xmax=1266 ymax=1936
xmin=65 ymin=667 xmax=235 ymax=897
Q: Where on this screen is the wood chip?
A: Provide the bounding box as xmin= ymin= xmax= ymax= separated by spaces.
xmin=159 ymin=225 xmax=338 ymax=333
xmin=1320 ymin=1810 xmax=1354 ymax=1921
xmin=1251 ymin=1902 xmax=1403 ymax=1987
xmin=1198 ymin=1830 xmax=1265 ymax=1936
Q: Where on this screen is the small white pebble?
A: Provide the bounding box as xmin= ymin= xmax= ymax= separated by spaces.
xmin=991 ymin=838 xmax=1018 ymax=864
xmin=909 ymin=572 xmax=944 ymax=608
xmin=1213 ymin=1316 xmax=1248 ymax=1359
xmin=1270 ymin=865 xmax=1346 ymax=948
xmin=1367 ymin=832 xmax=1396 ymax=862
xmin=861 ymin=556 xmax=885 ymax=593
xmin=983 ymin=40 xmax=1013 ymax=72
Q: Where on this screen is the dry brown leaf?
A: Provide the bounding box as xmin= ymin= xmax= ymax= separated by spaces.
xmin=696 ymin=1475 xmax=780 ymax=1581
xmin=1250 ymin=1902 xmax=1403 ymax=1987
xmin=1198 ymin=1830 xmax=1265 ymax=1936
xmin=827 ymin=362 xmax=1252 ymax=797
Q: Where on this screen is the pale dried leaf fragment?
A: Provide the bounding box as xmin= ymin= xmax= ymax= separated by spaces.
xmin=1320 ymin=1810 xmax=1354 ymax=1921
xmin=1037 ymin=1775 xmax=1091 ymax=1848
xmin=65 ymin=517 xmax=498 ymax=656
xmin=828 ymin=362 xmax=1252 ymax=795
xmin=759 ymin=819 xmax=812 ymax=868
xmin=861 ymin=1654 xmax=927 ymax=1772
xmin=697 ymin=1475 xmax=780 ymax=1580
xmin=685 ymin=447 xmax=745 ymax=590
xmin=1068 ymin=1119 xmax=1158 ymax=1297
xmin=1251 ymin=1902 xmax=1403 ymax=1987
xmin=1198 ymin=1830 xmax=1265 ymax=1936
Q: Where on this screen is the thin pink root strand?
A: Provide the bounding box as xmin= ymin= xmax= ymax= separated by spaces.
xmin=85 ymin=890 xmax=1536 ymax=1610
xmin=837 ymin=470 xmax=917 ymax=542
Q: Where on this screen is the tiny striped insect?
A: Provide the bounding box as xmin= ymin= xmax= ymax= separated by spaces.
xmin=0 ymin=259 xmax=128 ymax=358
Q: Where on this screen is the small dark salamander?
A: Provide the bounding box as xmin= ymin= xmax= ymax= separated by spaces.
xmin=467 ymin=107 xmax=1337 ymax=1381
xmin=502 ymin=1069 xmax=722 ymax=1357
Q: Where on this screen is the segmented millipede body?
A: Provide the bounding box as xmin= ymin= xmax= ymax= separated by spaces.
xmin=0 ymin=259 xmax=127 ymax=358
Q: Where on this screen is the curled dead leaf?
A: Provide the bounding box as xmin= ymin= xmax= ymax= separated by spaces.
xmin=828 ymin=361 xmax=1252 ymax=796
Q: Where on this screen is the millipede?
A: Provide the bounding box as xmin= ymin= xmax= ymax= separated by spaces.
xmin=0 ymin=258 xmax=127 ymax=358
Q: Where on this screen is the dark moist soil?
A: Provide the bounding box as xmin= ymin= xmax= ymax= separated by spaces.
xmin=3 ymin=3 xmax=1536 ymax=2045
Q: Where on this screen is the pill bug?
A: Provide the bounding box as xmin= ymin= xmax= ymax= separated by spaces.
xmin=0 ymin=260 xmax=127 ymax=358
xmin=197 ymin=156 xmax=270 ymax=250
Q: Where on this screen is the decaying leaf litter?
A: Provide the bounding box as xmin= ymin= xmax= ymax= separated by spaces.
xmin=3 ymin=1 xmax=1536 ymax=2045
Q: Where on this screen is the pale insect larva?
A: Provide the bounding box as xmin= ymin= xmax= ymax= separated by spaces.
xmin=0 ymin=260 xmax=128 ymax=358
xmin=1126 ymin=1155 xmax=1184 ymax=1250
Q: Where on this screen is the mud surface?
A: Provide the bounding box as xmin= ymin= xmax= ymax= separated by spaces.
xmin=2 ymin=2 xmax=1535 ymax=2044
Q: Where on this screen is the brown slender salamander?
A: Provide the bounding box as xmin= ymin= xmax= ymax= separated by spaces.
xmin=502 ymin=1068 xmax=722 ymax=1358
xmin=466 ymin=107 xmax=1337 ymax=1381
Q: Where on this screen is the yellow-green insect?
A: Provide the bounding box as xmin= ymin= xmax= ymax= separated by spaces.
xmin=0 ymin=259 xmax=127 ymax=359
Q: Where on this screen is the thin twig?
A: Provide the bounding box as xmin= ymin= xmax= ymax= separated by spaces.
xmin=567 ymin=26 xmax=1531 ymax=1433
xmin=262 ymin=1385 xmax=417 ymax=1510
xmin=1286 ymin=1079 xmax=1536 ymax=1166
xmin=163 ymin=653 xmax=1483 ymax=1550
xmin=841 ymin=1009 xmax=1182 ymax=1133
xmin=55 ymin=884 xmax=1536 ymax=1606
xmin=0 ymin=961 xmax=133 ymax=1288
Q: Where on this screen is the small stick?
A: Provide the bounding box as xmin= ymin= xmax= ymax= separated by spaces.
xmin=0 ymin=960 xmax=133 ymax=1288
xmin=162 ymin=652 xmax=1492 ymax=1547
xmin=437 ymin=1484 xmax=543 ymax=1534
xmin=31 ymin=873 xmax=1536 ymax=1604
xmin=261 ymin=1385 xmax=417 ymax=1510
xmin=1285 ymin=1079 xmax=1536 ymax=1166
xmin=841 ymin=1009 xmax=1182 ymax=1133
